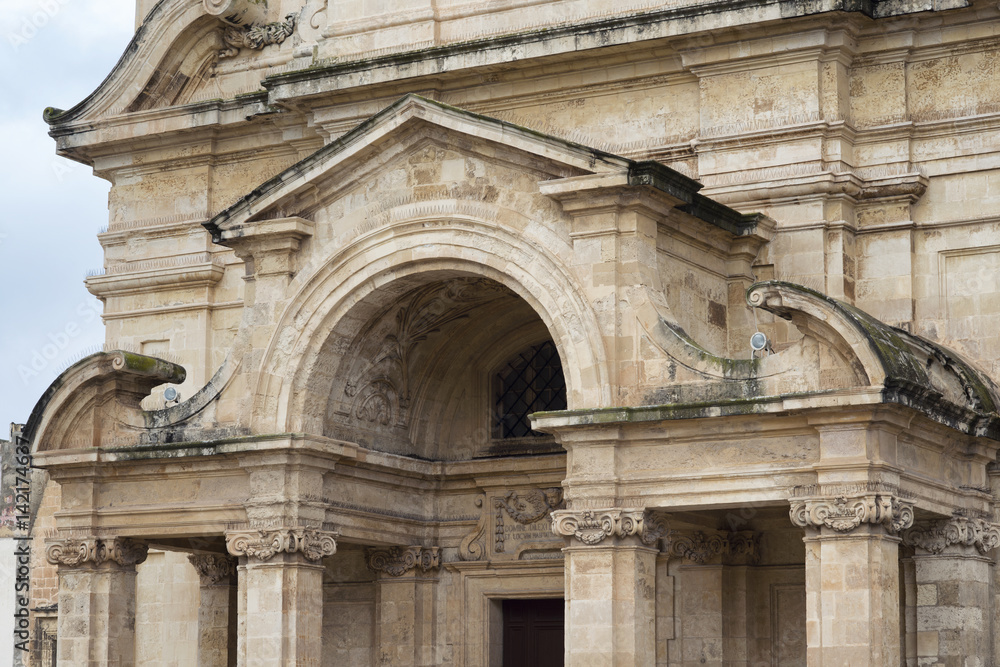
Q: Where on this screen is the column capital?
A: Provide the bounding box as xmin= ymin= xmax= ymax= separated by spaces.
xmin=789 ymin=483 xmax=913 ymax=535
xmin=902 ymin=515 xmax=1000 ymax=555
xmin=666 ymin=530 xmax=760 ymax=565
xmin=225 ymin=526 xmax=338 ymax=563
xmin=45 ymin=536 xmax=148 ymax=569
xmin=366 ymin=546 xmax=440 ymax=577
xmin=551 ymin=508 xmax=666 ymax=547
xmin=188 ymin=553 xmax=238 ymax=585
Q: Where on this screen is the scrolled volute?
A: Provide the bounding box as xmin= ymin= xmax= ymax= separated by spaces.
xmin=551 ymin=508 xmax=666 ymax=546
xmin=903 ymin=516 xmax=1000 ymax=555
xmin=789 ymin=488 xmax=914 ymax=535
xmin=46 ymin=537 xmax=148 ymax=568
xmin=226 ymin=527 xmax=338 ymax=562
xmin=366 ymin=546 xmax=441 ymax=577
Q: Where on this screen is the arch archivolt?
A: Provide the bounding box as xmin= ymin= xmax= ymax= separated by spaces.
xmin=253 ymin=213 xmax=608 ymax=440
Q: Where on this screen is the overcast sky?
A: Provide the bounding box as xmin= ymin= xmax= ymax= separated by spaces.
xmin=1 ymin=0 xmax=136 ymax=431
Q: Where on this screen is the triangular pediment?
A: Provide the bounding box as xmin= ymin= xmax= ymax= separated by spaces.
xmin=204 ymin=94 xmax=640 ymax=240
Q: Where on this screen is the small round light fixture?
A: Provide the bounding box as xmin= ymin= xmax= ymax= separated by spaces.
xmin=164 ymin=387 xmax=178 ymax=402
xmin=750 ymin=332 xmax=769 ymax=352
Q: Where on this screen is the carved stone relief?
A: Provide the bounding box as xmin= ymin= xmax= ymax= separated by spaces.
xmin=225 ymin=527 xmax=338 ymax=562
xmin=46 ymin=537 xmax=149 ymax=568
xmin=459 ymin=488 xmax=566 ymax=561
xmin=903 ymin=516 xmax=1000 ymax=555
xmin=188 ymin=553 xmax=237 ymax=585
xmin=789 ymin=484 xmax=914 ymax=535
xmin=551 ymin=508 xmax=667 ymax=547
xmin=219 ymin=14 xmax=298 ymax=59
xmin=366 ymin=546 xmax=441 ymax=577
xmin=665 ymin=530 xmax=760 ymax=565
xmin=342 ymin=278 xmax=510 ymax=428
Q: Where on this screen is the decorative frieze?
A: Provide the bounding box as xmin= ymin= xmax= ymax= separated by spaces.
xmin=789 ymin=485 xmax=914 ymax=534
xmin=45 ymin=537 xmax=148 ymax=568
xmin=225 ymin=527 xmax=338 ymax=562
xmin=188 ymin=553 xmax=237 ymax=585
xmin=551 ymin=508 xmax=666 ymax=546
xmin=366 ymin=546 xmax=441 ymax=577
xmin=903 ymin=516 xmax=1000 ymax=555
xmin=494 ymin=488 xmax=564 ymax=553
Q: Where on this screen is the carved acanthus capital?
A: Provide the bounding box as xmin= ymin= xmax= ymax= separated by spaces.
xmin=188 ymin=554 xmax=237 ymax=585
xmin=663 ymin=530 xmax=760 ymax=565
xmin=366 ymin=546 xmax=441 ymax=577
xmin=46 ymin=537 xmax=148 ymax=569
xmin=789 ymin=485 xmax=914 ymax=535
xmin=225 ymin=527 xmax=338 ymax=563
xmin=903 ymin=516 xmax=1000 ymax=555
xmin=551 ymin=508 xmax=666 ymax=547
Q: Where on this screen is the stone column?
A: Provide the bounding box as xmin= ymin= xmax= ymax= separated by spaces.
xmin=367 ymin=546 xmax=441 ymax=666
xmin=552 ymin=509 xmax=665 ymax=666
xmin=189 ymin=554 xmax=238 ymax=667
xmin=46 ymin=536 xmax=149 ymax=667
xmin=790 ymin=486 xmax=913 ymax=667
xmin=902 ymin=517 xmax=999 ymax=664
xmin=226 ymin=527 xmax=337 ymax=667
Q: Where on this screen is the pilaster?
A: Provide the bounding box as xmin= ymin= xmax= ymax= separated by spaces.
xmin=189 ymin=554 xmax=238 ymax=667
xmin=46 ymin=536 xmax=149 ymax=667
xmin=789 ymin=485 xmax=913 ymax=667
xmin=552 ymin=508 xmax=665 ymax=666
xmin=367 ymin=546 xmax=442 ymax=666
xmin=226 ymin=527 xmax=337 ymax=667
xmin=902 ymin=517 xmax=1000 ymax=664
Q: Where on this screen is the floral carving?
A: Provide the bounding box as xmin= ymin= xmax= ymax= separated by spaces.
xmin=188 ymin=554 xmax=237 ymax=585
xmin=220 ymin=14 xmax=297 ymax=59
xmin=225 ymin=527 xmax=338 ymax=562
xmin=789 ymin=486 xmax=914 ymax=535
xmin=669 ymin=531 xmax=727 ymax=564
xmin=366 ymin=546 xmax=440 ymax=577
xmin=494 ymin=488 xmax=564 ymax=553
xmin=46 ymin=537 xmax=148 ymax=568
xmin=551 ymin=508 xmax=666 ymax=546
xmin=903 ymin=516 xmax=1000 ymax=555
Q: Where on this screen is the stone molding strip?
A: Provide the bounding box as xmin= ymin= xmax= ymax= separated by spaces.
xmin=225 ymin=527 xmax=338 ymax=562
xmin=46 ymin=537 xmax=149 ymax=568
xmin=366 ymin=546 xmax=441 ymax=577
xmin=551 ymin=508 xmax=666 ymax=546
xmin=903 ymin=516 xmax=1000 ymax=555
xmin=789 ymin=486 xmax=914 ymax=535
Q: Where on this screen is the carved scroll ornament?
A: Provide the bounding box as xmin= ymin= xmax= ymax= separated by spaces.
xmin=366 ymin=546 xmax=441 ymax=577
xmin=226 ymin=527 xmax=338 ymax=562
xmin=903 ymin=516 xmax=1000 ymax=555
xmin=46 ymin=537 xmax=148 ymax=568
xmin=789 ymin=487 xmax=914 ymax=535
xmin=551 ymin=508 xmax=666 ymax=546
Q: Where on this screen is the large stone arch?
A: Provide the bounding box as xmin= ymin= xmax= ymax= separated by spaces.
xmin=255 ymin=217 xmax=608 ymax=439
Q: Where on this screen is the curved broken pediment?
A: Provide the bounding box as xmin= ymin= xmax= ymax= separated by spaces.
xmin=23 ymin=351 xmax=185 ymax=453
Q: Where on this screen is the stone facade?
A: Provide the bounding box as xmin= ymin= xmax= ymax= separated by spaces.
xmin=23 ymin=0 xmax=1000 ymax=665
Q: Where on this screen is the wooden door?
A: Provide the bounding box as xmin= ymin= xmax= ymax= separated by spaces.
xmin=502 ymin=598 xmax=564 ymax=667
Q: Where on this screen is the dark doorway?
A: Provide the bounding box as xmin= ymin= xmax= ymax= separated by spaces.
xmin=502 ymin=598 xmax=564 ymax=667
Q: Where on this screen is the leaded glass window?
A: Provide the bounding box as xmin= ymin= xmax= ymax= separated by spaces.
xmin=494 ymin=341 xmax=567 ymax=439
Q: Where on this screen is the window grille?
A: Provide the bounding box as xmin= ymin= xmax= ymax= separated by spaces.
xmin=494 ymin=341 xmax=567 ymax=439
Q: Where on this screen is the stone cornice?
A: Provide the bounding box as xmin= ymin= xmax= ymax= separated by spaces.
xmin=903 ymin=517 xmax=1000 ymax=555
xmin=45 ymin=537 xmax=149 ymax=569
xmin=789 ymin=484 xmax=914 ymax=535
xmin=551 ymin=508 xmax=666 ymax=547
xmin=225 ymin=527 xmax=338 ymax=562
xmin=366 ymin=546 xmax=441 ymax=577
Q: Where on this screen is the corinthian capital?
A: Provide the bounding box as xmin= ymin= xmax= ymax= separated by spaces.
xmin=789 ymin=484 xmax=914 ymax=535
xmin=188 ymin=554 xmax=238 ymax=585
xmin=366 ymin=546 xmax=441 ymax=577
xmin=551 ymin=508 xmax=666 ymax=546
xmin=903 ymin=516 xmax=1000 ymax=555
xmin=46 ymin=537 xmax=148 ymax=568
xmin=225 ymin=527 xmax=338 ymax=562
